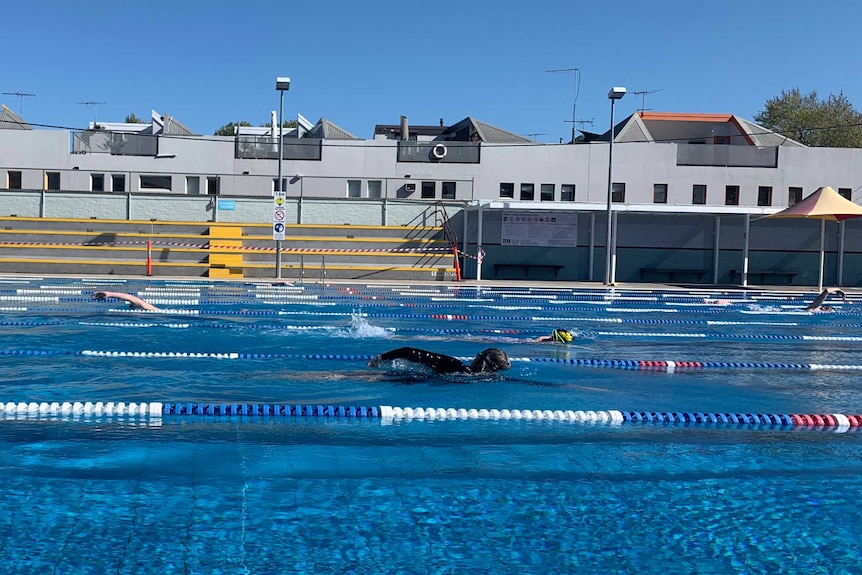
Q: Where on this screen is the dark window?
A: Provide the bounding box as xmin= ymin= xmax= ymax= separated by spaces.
xmin=540 ymin=184 xmax=554 ymax=202
xmin=725 ymin=185 xmax=739 ymax=206
xmin=612 ymin=182 xmax=625 ymax=203
xmin=714 ymin=135 xmax=731 ymax=145
xmin=839 ymin=187 xmax=852 ymax=200
xmin=441 ymin=181 xmax=456 ymax=199
xmin=561 ymin=184 xmax=575 ymax=202
xmin=421 ymin=181 xmax=435 ymax=199
xmin=207 ymin=177 xmax=220 ymax=195
xmin=499 ymin=182 xmax=514 ymax=199
xmin=692 ymin=184 xmax=707 ymax=205
xmin=757 ymin=186 xmax=772 ymax=206
xmin=91 ymin=174 xmax=105 ymax=192
xmin=520 ymin=183 xmax=535 ymax=201
xmin=46 ymin=172 xmax=60 ymax=190
xmin=273 ymin=178 xmax=288 ymax=193
xmin=112 ymin=174 xmax=126 ymax=192
xmin=140 ymin=175 xmax=171 ymax=191
xmin=788 ymin=187 xmax=803 ymax=205
xmin=653 ymin=183 xmax=668 ymax=204
xmin=7 ymin=171 xmax=22 ymax=190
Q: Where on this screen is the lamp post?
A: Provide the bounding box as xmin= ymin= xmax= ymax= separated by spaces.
xmin=275 ymin=76 xmax=290 ymax=278
xmin=603 ymin=86 xmax=626 ymax=286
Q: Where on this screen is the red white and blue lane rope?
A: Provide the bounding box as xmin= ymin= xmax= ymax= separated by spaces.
xmin=3 ymin=349 xmax=862 ymax=372
xmin=0 ymin=401 xmax=859 ymax=432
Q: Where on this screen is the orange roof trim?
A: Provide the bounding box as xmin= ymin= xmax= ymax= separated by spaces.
xmin=638 ymin=112 xmax=733 ymax=122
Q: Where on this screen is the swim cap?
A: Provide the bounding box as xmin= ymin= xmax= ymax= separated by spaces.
xmin=552 ymin=329 xmax=573 ymax=343
xmin=469 ymin=348 xmax=511 ymax=373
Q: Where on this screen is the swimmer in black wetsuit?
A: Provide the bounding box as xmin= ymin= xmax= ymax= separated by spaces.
xmin=368 ymin=347 xmax=511 ymax=375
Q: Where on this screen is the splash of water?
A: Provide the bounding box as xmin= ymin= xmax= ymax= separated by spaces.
xmin=344 ymin=311 xmax=392 ymax=339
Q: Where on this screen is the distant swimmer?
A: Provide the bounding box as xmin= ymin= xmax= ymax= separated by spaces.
xmin=804 ymin=288 xmax=846 ymax=312
xmin=92 ymin=291 xmax=160 ymax=311
xmin=368 ymin=347 xmax=511 ymax=375
xmin=536 ymin=328 xmax=575 ymax=343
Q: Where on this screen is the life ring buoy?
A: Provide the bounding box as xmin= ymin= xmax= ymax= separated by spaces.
xmin=432 ymin=143 xmax=447 ymax=159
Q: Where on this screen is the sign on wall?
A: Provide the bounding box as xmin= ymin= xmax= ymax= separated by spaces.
xmin=273 ymin=192 xmax=286 ymax=240
xmin=500 ymin=210 xmax=578 ymax=247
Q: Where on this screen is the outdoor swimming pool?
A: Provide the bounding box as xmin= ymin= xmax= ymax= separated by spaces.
xmin=0 ymin=276 xmax=860 ymax=574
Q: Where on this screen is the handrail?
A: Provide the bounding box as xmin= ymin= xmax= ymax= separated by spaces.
xmin=434 ymin=201 xmax=461 ymax=281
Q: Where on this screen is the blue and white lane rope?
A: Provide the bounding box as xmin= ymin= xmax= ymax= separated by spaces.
xmin=1 ymin=401 xmax=860 ymax=432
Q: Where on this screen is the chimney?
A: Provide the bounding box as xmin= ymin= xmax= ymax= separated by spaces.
xmin=270 ymin=111 xmax=277 ymax=140
xmin=439 ymin=118 xmax=444 ymax=127
xmin=400 ymin=115 xmax=409 ymax=141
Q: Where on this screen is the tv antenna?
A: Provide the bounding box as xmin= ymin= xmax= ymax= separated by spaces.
xmin=565 ymin=118 xmax=595 ymax=138
xmin=632 ymin=89 xmax=662 ymax=111
xmin=545 ymin=67 xmax=580 ymax=142
xmin=2 ymin=92 xmax=35 ymax=116
xmin=523 ymin=132 xmax=548 ymax=142
xmin=77 ymin=101 xmax=107 ymax=123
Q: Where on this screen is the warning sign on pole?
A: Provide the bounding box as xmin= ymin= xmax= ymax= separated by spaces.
xmin=273 ymin=192 xmax=286 ymax=240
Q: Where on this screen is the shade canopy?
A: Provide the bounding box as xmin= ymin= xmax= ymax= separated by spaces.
xmin=767 ymin=186 xmax=862 ymax=221
xmin=765 ymin=186 xmax=862 ymax=291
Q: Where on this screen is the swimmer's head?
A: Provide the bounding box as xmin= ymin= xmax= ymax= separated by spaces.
xmin=469 ymin=348 xmax=511 ymax=374
xmin=552 ymin=329 xmax=573 ymax=343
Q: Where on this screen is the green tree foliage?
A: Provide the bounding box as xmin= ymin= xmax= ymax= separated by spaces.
xmin=754 ymin=88 xmax=862 ymax=147
xmin=213 ymin=121 xmax=252 ymax=136
xmin=125 ymin=113 xmax=143 ymax=124
xmin=259 ymin=120 xmax=298 ymax=128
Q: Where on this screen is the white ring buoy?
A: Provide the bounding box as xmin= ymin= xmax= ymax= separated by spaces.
xmin=432 ymin=143 xmax=447 ymax=159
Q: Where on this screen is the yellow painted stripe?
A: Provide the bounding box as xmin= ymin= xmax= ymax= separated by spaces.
xmin=0 ymin=229 xmax=447 ymax=244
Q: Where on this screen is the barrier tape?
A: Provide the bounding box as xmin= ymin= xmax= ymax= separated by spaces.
xmin=0 ymin=401 xmax=859 ymax=432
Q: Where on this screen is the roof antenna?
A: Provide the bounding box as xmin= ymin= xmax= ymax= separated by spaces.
xmin=546 ymin=67 xmax=580 ymax=143
xmin=2 ymin=92 xmax=35 ymax=116
xmin=78 ymin=101 xmax=108 ymax=123
xmin=632 ymin=89 xmax=662 ymax=112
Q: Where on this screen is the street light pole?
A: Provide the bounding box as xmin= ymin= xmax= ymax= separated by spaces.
xmin=275 ymin=77 xmax=291 ymax=279
xmin=604 ymin=87 xmax=626 ymax=286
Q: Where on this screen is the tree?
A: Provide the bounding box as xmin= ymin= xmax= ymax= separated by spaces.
xmin=213 ymin=121 xmax=252 ymax=136
xmin=259 ymin=120 xmax=298 ymax=129
xmin=125 ymin=113 xmax=144 ymax=124
xmin=754 ymin=88 xmax=862 ymax=147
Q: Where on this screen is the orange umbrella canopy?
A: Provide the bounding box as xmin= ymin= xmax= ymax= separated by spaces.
xmin=767 ymin=186 xmax=862 ymax=221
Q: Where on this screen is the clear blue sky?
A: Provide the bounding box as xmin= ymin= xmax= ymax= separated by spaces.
xmin=4 ymin=0 xmax=860 ymax=142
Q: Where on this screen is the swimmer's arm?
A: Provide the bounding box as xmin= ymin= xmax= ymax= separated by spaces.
xmin=804 ymin=289 xmax=830 ymax=311
xmin=369 ymin=347 xmax=468 ymax=373
xmin=92 ymin=291 xmax=159 ymax=311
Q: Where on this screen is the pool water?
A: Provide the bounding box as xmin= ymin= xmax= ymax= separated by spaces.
xmin=0 ymin=277 xmax=860 ymax=574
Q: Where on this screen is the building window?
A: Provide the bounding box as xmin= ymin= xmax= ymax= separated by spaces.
xmin=561 ymin=184 xmax=575 ymax=202
xmin=45 ymin=172 xmax=61 ymax=190
xmin=186 ymin=176 xmax=200 ymax=195
xmin=441 ymin=181 xmax=456 ymax=200
xmin=206 ymin=177 xmax=220 ymax=196
xmin=347 ymin=180 xmax=361 ymax=198
xmin=112 ymin=174 xmax=126 ymax=192
xmin=367 ymin=180 xmax=382 ymax=199
xmin=788 ymin=186 xmax=803 ymax=205
xmin=692 ymin=184 xmax=707 ymax=205
xmin=725 ymin=185 xmax=739 ymax=206
xmin=7 ymin=171 xmax=22 ymax=190
xmin=839 ymin=187 xmax=852 ymax=200
xmin=500 ymin=182 xmax=514 ymax=199
xmin=653 ymin=183 xmax=668 ymax=204
xmin=91 ymin=174 xmax=105 ymax=192
xmin=713 ymin=135 xmax=731 ymax=145
xmin=757 ymin=186 xmax=772 ymax=206
xmin=540 ymin=183 xmax=554 ymax=202
xmin=520 ymin=183 xmax=535 ymax=201
xmin=139 ymin=175 xmax=171 ymax=191
xmin=421 ymin=181 xmax=435 ymax=199
xmin=273 ymin=178 xmax=287 ymax=193
xmin=612 ymin=182 xmax=625 ymax=203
